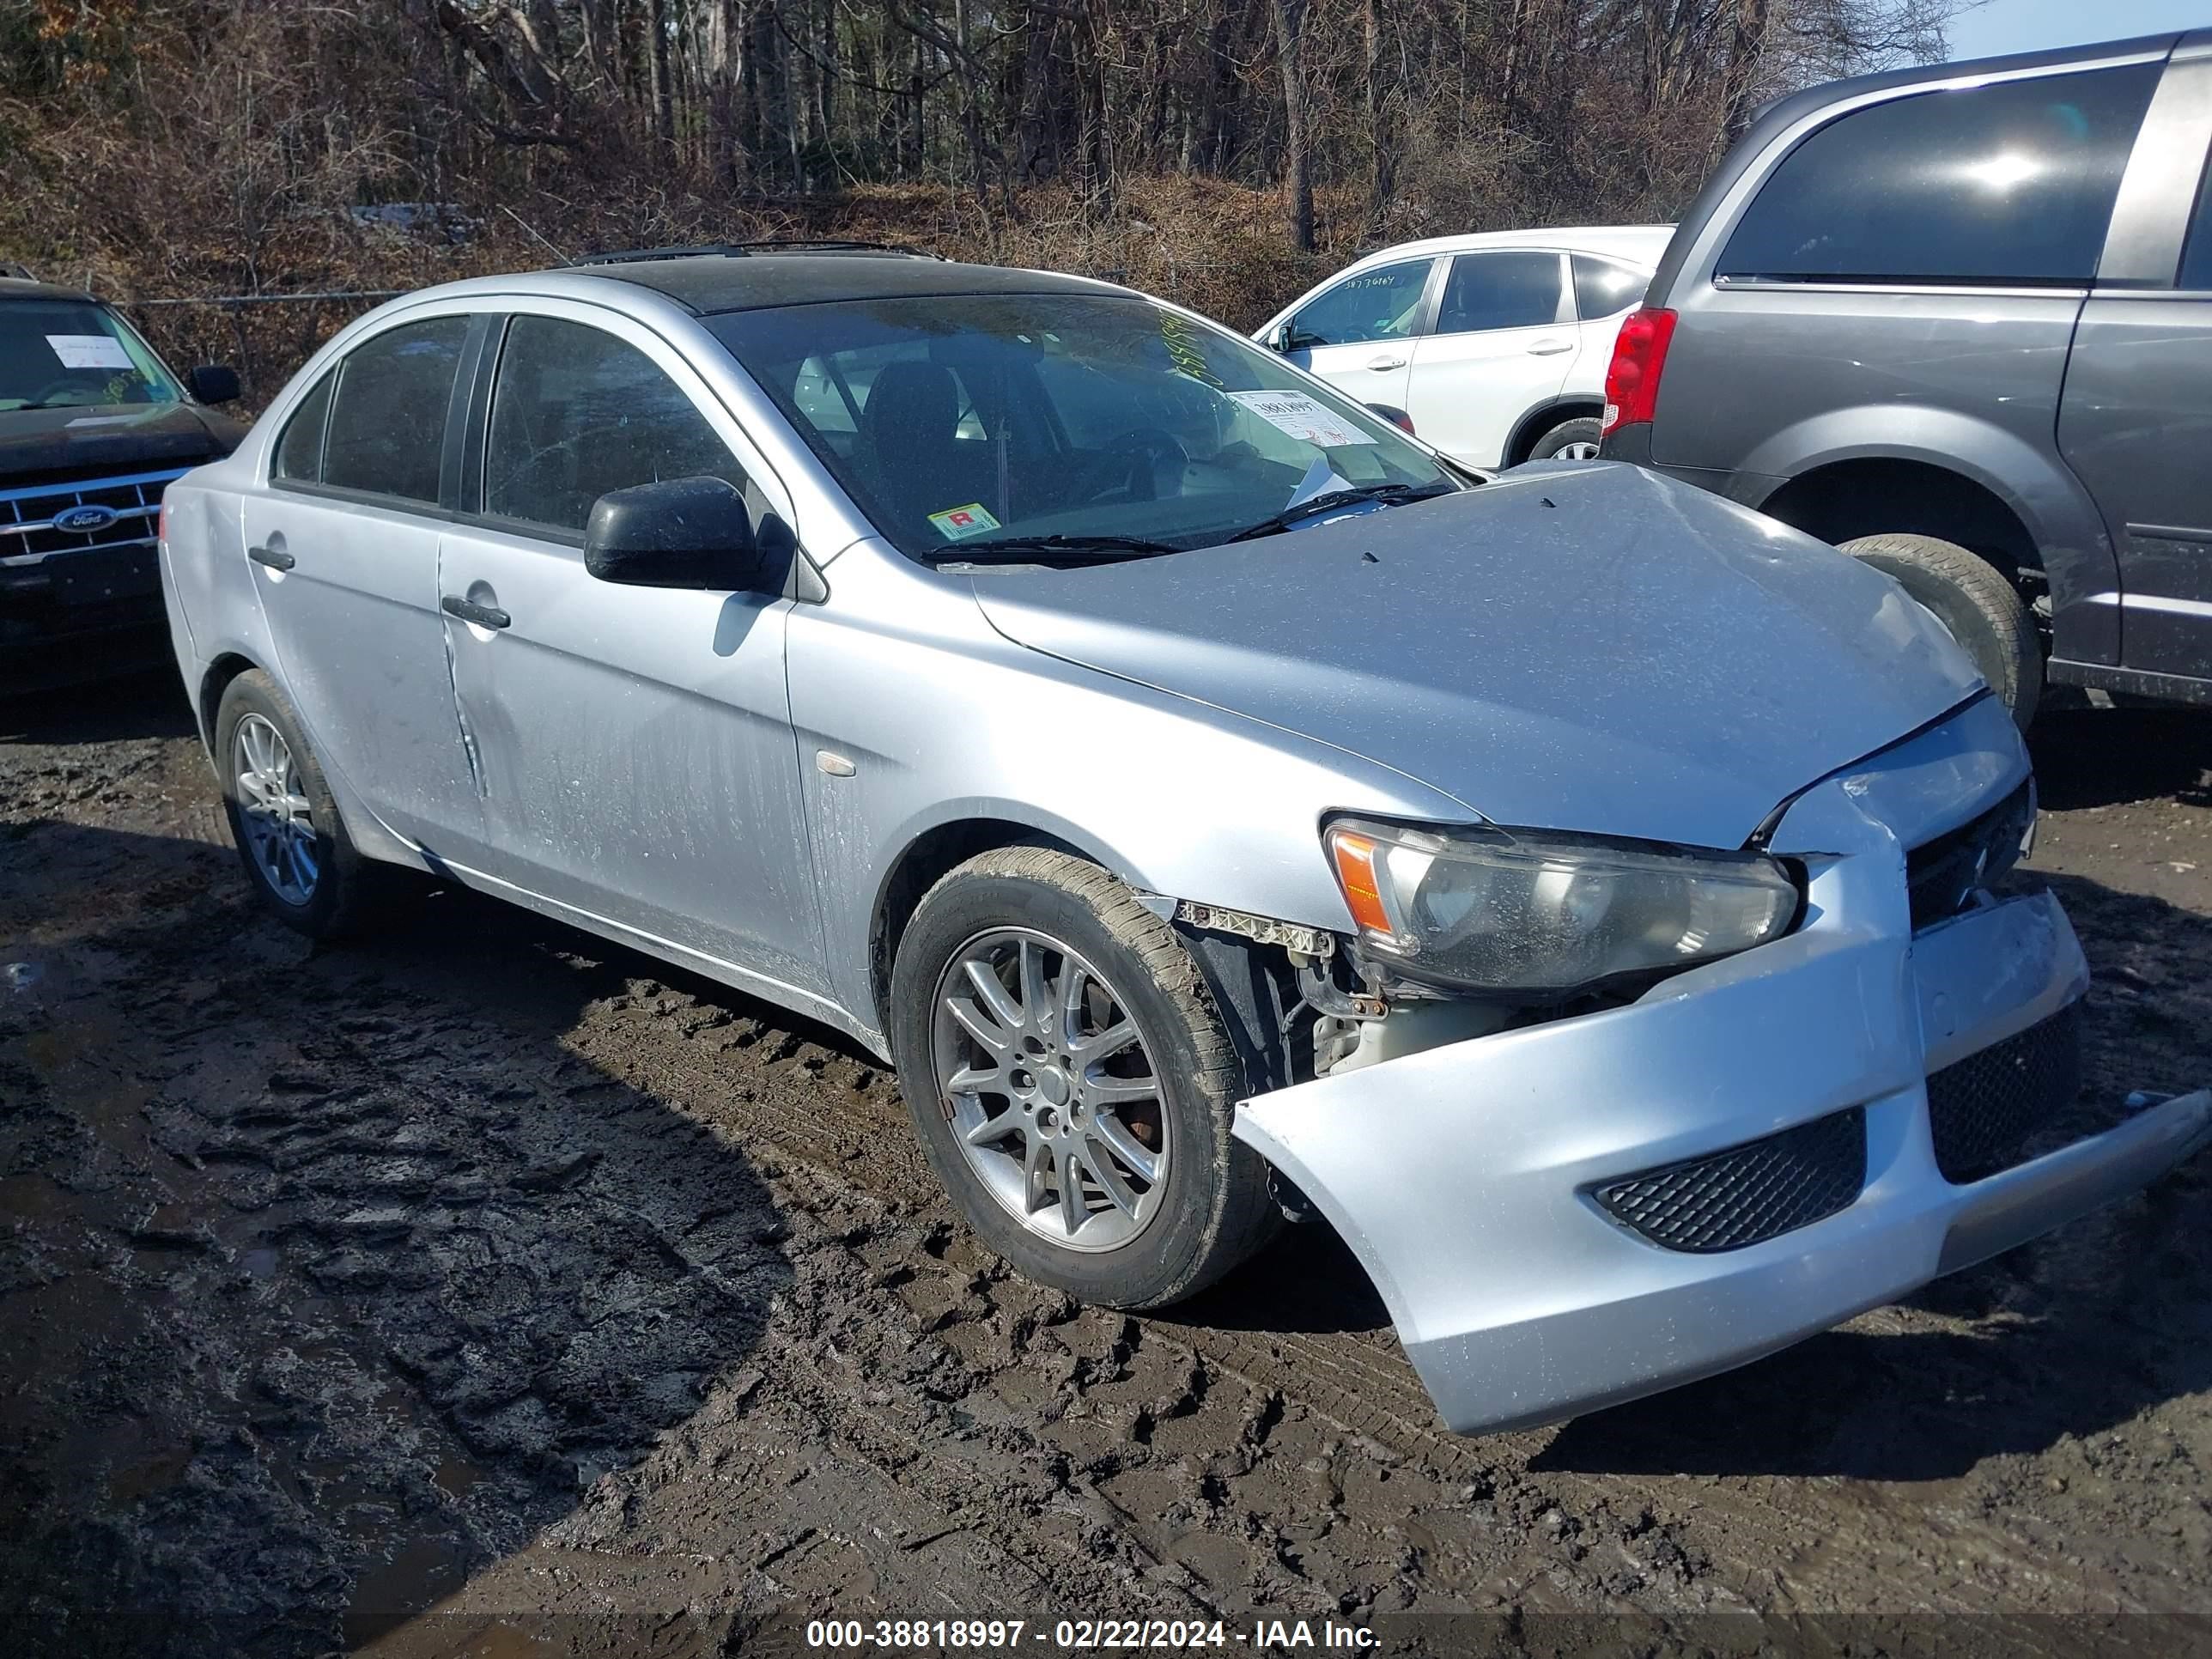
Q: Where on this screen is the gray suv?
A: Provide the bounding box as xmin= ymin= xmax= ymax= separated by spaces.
xmin=1601 ymin=29 xmax=2212 ymax=723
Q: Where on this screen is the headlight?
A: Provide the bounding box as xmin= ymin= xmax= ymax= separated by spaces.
xmin=1323 ymin=817 xmax=1799 ymax=995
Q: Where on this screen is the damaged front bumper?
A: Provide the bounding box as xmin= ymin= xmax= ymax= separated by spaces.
xmin=1232 ymin=701 xmax=2212 ymax=1437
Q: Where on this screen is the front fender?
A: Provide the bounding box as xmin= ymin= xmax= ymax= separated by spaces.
xmin=785 ymin=546 xmax=1474 ymax=1042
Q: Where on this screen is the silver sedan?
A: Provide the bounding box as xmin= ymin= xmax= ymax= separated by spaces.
xmin=156 ymin=247 xmax=2211 ymax=1436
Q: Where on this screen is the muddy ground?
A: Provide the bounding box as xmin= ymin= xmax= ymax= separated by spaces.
xmin=2 ymin=672 xmax=2209 ymax=1659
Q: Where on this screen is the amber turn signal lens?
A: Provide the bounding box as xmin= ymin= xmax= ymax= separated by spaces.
xmin=1328 ymin=830 xmax=1393 ymax=935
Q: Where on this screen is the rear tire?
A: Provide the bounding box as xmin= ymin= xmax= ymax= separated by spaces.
xmin=213 ymin=670 xmax=387 ymax=939
xmin=889 ymin=847 xmax=1279 ymax=1309
xmin=1838 ymin=532 xmax=2043 ymax=729
xmin=1529 ymin=416 xmax=1604 ymax=462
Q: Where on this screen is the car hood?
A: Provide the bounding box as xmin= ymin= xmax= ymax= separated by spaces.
xmin=970 ymin=463 xmax=1984 ymax=848
xmin=0 ymin=402 xmax=243 ymax=480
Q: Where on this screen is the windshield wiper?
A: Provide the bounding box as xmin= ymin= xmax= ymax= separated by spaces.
xmin=934 ymin=532 xmax=1182 ymax=566
xmin=1225 ymin=481 xmax=1458 ymax=543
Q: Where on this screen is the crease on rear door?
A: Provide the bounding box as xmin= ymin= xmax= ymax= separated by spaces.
xmin=437 ymin=533 xmax=487 ymax=797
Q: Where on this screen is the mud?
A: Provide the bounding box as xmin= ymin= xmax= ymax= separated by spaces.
xmin=2 ymin=672 xmax=2209 ymax=1657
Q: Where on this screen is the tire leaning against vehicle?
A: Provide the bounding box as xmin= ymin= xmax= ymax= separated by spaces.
xmin=1838 ymin=532 xmax=2044 ymax=729
xmin=889 ymin=846 xmax=1280 ymax=1309
xmin=213 ymin=669 xmax=384 ymax=939
xmin=1529 ymin=416 xmax=1605 ymax=461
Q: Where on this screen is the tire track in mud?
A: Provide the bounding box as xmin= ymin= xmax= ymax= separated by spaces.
xmin=541 ymin=973 xmax=1741 ymax=1621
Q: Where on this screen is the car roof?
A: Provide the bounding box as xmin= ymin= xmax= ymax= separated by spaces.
xmin=0 ymin=276 xmax=103 ymax=304
xmin=550 ymin=251 xmax=1124 ymax=316
xmin=1340 ymin=225 xmax=1676 ymax=270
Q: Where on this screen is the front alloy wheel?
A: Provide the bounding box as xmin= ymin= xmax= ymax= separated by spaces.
xmin=889 ymin=846 xmax=1279 ymax=1308
xmin=932 ymin=927 xmax=1170 ymax=1251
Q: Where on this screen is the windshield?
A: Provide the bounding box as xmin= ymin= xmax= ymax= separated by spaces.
xmin=0 ymin=298 xmax=185 ymax=412
xmin=711 ymin=293 xmax=1458 ymax=559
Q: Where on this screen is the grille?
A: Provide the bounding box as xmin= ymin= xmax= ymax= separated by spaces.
xmin=1592 ymin=1107 xmax=1867 ymax=1253
xmin=1905 ymin=780 xmax=2035 ymax=932
xmin=1 ymin=468 xmax=188 ymax=563
xmin=1927 ymin=1004 xmax=2082 ymax=1183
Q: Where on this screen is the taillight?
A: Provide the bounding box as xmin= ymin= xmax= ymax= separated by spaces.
xmin=1601 ymin=306 xmax=1678 ymax=435
xmin=157 ymin=497 xmax=170 ymax=547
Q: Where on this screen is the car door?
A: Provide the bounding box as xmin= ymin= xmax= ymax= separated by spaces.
xmin=1277 ymin=258 xmax=1434 ymax=414
xmin=2057 ymin=52 xmax=2212 ymax=687
xmin=240 ymin=312 xmax=491 ymax=860
xmin=1404 ymin=250 xmax=1575 ymax=466
xmin=434 ymin=307 xmax=830 ymax=999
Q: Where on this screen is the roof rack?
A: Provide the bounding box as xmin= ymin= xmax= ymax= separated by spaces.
xmin=570 ymin=240 xmax=939 ymax=266
xmin=0 ymin=260 xmax=38 ymax=281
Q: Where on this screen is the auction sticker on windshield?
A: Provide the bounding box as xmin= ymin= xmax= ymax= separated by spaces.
xmin=1226 ymin=389 xmax=1375 ymax=448
xmin=46 ymin=334 xmax=136 ymax=371
xmin=928 ymin=502 xmax=1003 ymax=540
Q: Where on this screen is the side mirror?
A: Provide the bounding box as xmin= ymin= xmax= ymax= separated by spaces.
xmin=1262 ymin=321 xmax=1292 ymax=353
xmin=584 ymin=476 xmax=765 ymax=592
xmin=187 ymin=364 xmax=240 ymax=404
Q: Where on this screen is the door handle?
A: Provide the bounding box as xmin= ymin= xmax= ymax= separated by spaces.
xmin=1526 ymin=339 xmax=1572 ymax=356
xmin=441 ymin=594 xmax=511 ymax=630
xmin=247 ymin=544 xmax=295 ymax=571
xmin=1366 ymin=353 xmax=1408 ymax=371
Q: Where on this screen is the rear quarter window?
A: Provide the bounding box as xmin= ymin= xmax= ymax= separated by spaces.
xmin=272 ymin=370 xmax=334 ymax=483
xmin=1718 ymin=64 xmax=2160 ymax=286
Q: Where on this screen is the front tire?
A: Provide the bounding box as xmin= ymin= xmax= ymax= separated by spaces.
xmin=1838 ymin=532 xmax=2044 ymax=729
xmin=213 ymin=670 xmax=383 ymax=938
xmin=889 ymin=847 xmax=1279 ymax=1309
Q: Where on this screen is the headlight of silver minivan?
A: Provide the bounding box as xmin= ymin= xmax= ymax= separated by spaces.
xmin=1322 ymin=817 xmax=1799 ymax=995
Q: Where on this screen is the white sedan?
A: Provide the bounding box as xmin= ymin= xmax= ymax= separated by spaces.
xmin=1255 ymin=225 xmax=1674 ymax=468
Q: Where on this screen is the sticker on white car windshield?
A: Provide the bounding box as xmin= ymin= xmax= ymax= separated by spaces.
xmin=46 ymin=334 xmax=135 ymax=371
xmin=927 ymin=502 xmax=1002 ymax=541
xmin=1226 ymin=389 xmax=1375 ymax=448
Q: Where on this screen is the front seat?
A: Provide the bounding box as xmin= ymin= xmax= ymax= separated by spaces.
xmin=859 ymin=361 xmax=986 ymax=520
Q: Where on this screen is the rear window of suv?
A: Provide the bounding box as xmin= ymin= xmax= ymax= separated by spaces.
xmin=1718 ymin=64 xmax=2160 ymax=286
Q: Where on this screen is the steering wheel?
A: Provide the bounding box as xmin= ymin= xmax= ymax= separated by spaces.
xmin=27 ymin=379 xmax=92 ymax=405
xmin=1068 ymin=429 xmax=1189 ymax=504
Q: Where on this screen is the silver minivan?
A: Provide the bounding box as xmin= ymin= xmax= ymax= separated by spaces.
xmin=158 ymin=247 xmax=2210 ymax=1435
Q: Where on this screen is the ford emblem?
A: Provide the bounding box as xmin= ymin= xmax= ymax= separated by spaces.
xmin=54 ymin=503 xmax=121 ymax=533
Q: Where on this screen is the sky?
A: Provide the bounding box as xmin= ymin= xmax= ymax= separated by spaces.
xmin=1943 ymin=0 xmax=2208 ymax=62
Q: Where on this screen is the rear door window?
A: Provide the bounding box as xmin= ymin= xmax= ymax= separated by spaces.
xmin=1571 ymin=255 xmax=1649 ymax=319
xmin=483 ymin=314 xmax=750 ymax=538
xmin=1718 ymin=64 xmax=2160 ymax=285
xmin=321 ymin=316 xmax=471 ymax=505
xmin=1433 ymin=251 xmax=1568 ymax=334
xmin=1289 ymin=260 xmax=1433 ymax=346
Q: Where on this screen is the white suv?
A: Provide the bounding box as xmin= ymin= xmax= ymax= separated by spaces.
xmin=1256 ymin=225 xmax=1673 ymax=468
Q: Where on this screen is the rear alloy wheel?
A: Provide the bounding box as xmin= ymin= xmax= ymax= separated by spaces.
xmin=1838 ymin=532 xmax=2043 ymax=729
xmin=1530 ymin=416 xmax=1604 ymax=461
xmin=890 ymin=847 xmax=1279 ymax=1309
xmin=214 ymin=669 xmax=387 ymax=938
